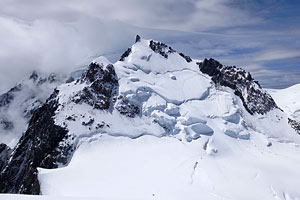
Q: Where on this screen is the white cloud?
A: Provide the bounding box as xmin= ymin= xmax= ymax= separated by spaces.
xmin=0 ymin=16 xmax=140 ymax=93
xmin=0 ymin=0 xmax=262 ymax=31
xmin=254 ymin=50 xmax=300 ymax=62
xmin=0 ymin=0 xmax=299 ymax=92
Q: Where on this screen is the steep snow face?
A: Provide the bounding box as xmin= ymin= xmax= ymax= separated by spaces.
xmin=36 ymin=38 xmax=300 ymax=199
xmin=268 ymin=83 xmax=300 ymax=122
xmin=0 ymin=72 xmax=64 ymax=147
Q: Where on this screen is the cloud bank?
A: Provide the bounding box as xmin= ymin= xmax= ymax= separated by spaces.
xmin=0 ymin=0 xmax=299 ymax=92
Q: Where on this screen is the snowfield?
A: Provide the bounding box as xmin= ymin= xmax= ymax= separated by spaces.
xmin=1 ymin=38 xmax=300 ymax=200
xmin=38 ymin=134 xmax=300 ymax=200
xmin=268 ymin=83 xmax=300 ymax=122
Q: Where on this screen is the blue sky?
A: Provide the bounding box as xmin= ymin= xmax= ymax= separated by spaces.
xmin=0 ymin=0 xmax=299 ymax=92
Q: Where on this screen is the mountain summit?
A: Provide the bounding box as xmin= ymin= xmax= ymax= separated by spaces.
xmin=0 ymin=36 xmax=300 ymax=199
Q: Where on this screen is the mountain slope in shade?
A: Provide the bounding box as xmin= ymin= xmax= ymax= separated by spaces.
xmin=1 ymin=36 xmax=300 ymax=199
xmin=0 ymin=72 xmax=64 ymax=147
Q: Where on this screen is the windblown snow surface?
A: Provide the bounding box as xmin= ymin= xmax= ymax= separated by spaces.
xmin=2 ymin=39 xmax=300 ymax=200
xmin=268 ymin=84 xmax=300 ymax=122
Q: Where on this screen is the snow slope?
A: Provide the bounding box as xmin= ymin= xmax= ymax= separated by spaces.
xmin=268 ymin=83 xmax=300 ymax=122
xmin=39 ymin=134 xmax=300 ymax=200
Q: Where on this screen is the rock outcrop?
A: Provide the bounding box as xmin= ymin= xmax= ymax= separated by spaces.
xmin=0 ymin=90 xmax=70 ymax=194
xmin=0 ymin=143 xmax=11 ymax=172
xmin=0 ymin=62 xmax=120 ymax=194
xmin=74 ymin=63 xmax=119 ymax=110
xmin=197 ymin=58 xmax=278 ymax=115
xmin=288 ymin=118 xmax=300 ymax=135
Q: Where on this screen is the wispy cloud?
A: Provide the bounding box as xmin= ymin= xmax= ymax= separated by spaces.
xmin=253 ymin=50 xmax=300 ymax=62
xmin=0 ymin=17 xmax=137 ymax=92
xmin=0 ymin=0 xmax=262 ymax=31
xmin=0 ymin=0 xmax=299 ymax=92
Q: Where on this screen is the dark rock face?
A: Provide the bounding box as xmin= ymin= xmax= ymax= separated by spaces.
xmin=119 ymin=48 xmax=132 ymax=61
xmin=135 ymin=35 xmax=141 ymax=43
xmin=198 ymin=58 xmax=278 ymax=115
xmin=0 ymin=144 xmax=11 ymax=172
xmin=288 ymin=118 xmax=300 ymax=135
xmin=179 ymin=53 xmax=192 ymax=63
xmin=149 ymin=40 xmax=175 ymax=59
xmin=0 ymin=90 xmax=70 ymax=194
xmin=74 ymin=63 xmax=119 ymax=110
xmin=116 ymin=95 xmax=140 ymax=118
xmin=39 ymin=135 xmax=75 ymax=169
xmin=80 ymin=62 xmax=116 ymax=84
xmin=149 ymin=40 xmax=192 ymax=63
xmin=74 ymin=62 xmax=140 ymax=118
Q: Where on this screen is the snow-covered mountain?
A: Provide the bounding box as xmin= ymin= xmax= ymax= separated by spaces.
xmin=1 ymin=36 xmax=300 ymax=200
